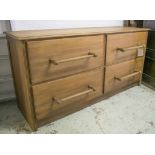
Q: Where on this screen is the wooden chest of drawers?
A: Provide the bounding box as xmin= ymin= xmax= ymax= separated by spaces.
xmin=6 ymin=27 xmax=149 ymax=130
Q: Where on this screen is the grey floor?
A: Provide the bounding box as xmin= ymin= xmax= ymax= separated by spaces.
xmin=0 ymin=84 xmax=155 ymax=134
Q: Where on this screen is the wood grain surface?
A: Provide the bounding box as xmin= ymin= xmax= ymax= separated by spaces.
xmin=27 ymin=35 xmax=105 ymax=84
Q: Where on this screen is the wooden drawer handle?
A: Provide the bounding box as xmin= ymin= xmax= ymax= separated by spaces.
xmin=49 ymin=52 xmax=97 ymax=65
xmin=117 ymin=45 xmax=145 ymax=52
xmin=114 ymin=71 xmax=141 ymax=81
xmin=53 ymin=85 xmax=96 ymax=104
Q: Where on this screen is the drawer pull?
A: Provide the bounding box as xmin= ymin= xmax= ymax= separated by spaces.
xmin=53 ymin=85 xmax=96 ymax=104
xmin=117 ymin=45 xmax=145 ymax=52
xmin=114 ymin=71 xmax=141 ymax=81
xmin=49 ymin=52 xmax=97 ymax=65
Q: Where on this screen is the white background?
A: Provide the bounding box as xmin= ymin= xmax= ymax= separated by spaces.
xmin=10 ymin=20 xmax=123 ymax=31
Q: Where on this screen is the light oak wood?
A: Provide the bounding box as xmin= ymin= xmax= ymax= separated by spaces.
xmin=7 ymin=37 xmax=37 ymax=130
xmin=32 ymin=68 xmax=103 ymax=122
xmin=37 ymin=82 xmax=139 ymax=127
xmin=6 ymin=27 xmax=149 ymax=131
xmin=6 ymin=27 xmax=149 ymax=40
xmin=117 ymin=45 xmax=145 ymax=52
xmin=104 ymin=58 xmax=145 ymax=94
xmin=27 ymin=35 xmax=105 ymax=84
xmin=114 ymin=71 xmax=141 ymax=82
xmin=49 ymin=53 xmax=97 ymax=65
xmin=106 ymin=32 xmax=148 ymax=65
xmin=53 ymin=85 xmax=96 ymax=104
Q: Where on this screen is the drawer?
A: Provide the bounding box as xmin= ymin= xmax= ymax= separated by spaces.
xmin=27 ymin=35 xmax=105 ymax=84
xmin=104 ymin=58 xmax=144 ymax=94
xmin=106 ymin=32 xmax=148 ymax=65
xmin=32 ymin=68 xmax=103 ymax=122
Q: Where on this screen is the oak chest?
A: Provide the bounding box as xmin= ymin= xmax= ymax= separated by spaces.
xmin=6 ymin=27 xmax=149 ymax=130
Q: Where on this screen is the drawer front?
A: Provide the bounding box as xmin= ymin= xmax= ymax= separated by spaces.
xmin=104 ymin=58 xmax=144 ymax=94
xmin=32 ymin=68 xmax=103 ymax=122
xmin=106 ymin=32 xmax=147 ymax=65
xmin=27 ymin=35 xmax=105 ymax=84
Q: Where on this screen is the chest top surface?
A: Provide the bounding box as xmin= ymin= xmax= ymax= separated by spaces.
xmin=6 ymin=27 xmax=149 ymax=41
